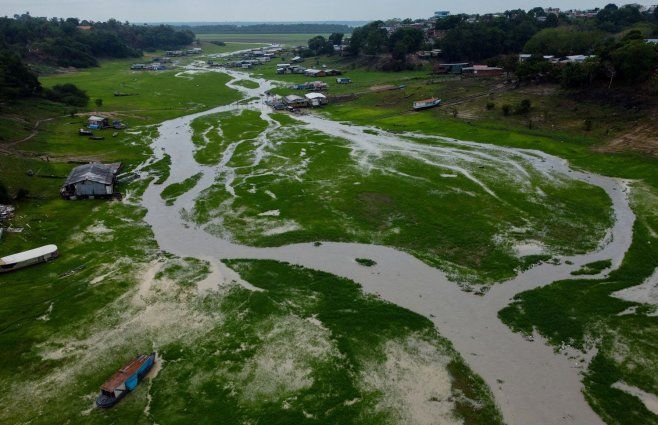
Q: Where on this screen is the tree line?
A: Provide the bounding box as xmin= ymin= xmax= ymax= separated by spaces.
xmin=0 ymin=14 xmax=195 ymax=68
xmin=0 ymin=14 xmax=195 ymax=104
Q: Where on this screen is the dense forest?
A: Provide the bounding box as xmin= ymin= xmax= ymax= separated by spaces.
xmin=182 ymin=23 xmax=353 ymax=34
xmin=336 ymin=4 xmax=658 ymax=86
xmin=0 ymin=14 xmax=194 ymax=104
xmin=0 ymin=14 xmax=194 ymax=68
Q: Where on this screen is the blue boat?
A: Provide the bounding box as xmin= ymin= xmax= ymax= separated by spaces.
xmin=96 ymin=353 xmax=155 ymax=408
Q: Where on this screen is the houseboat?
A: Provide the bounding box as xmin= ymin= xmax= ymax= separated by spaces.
xmin=96 ymin=353 xmax=156 ymax=408
xmin=413 ymin=98 xmax=442 ymax=111
xmin=0 ymin=245 xmax=58 ymax=273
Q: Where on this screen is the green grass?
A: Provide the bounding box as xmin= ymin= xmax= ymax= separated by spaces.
xmin=198 ymin=41 xmax=267 ymax=54
xmin=571 ymin=259 xmax=613 ymax=276
xmin=161 ymin=172 xmax=203 ymax=205
xmin=233 ymin=79 xmax=260 ymax=89
xmin=498 ymin=184 xmax=658 ymax=425
xmin=191 ymin=109 xmax=268 ymax=165
xmin=252 ymin=55 xmax=430 ymax=96
xmin=148 ymin=259 xmax=503 ymax=424
xmin=355 ymin=258 xmax=377 ymax=267
xmin=196 ymin=33 xmax=324 ymax=45
xmin=190 ymin=111 xmax=613 ymax=283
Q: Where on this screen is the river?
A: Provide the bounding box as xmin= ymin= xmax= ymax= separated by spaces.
xmin=140 ymin=65 xmax=635 ymax=425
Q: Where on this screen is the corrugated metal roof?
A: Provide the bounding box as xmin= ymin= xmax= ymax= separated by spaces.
xmin=64 ymin=163 xmax=122 ymax=186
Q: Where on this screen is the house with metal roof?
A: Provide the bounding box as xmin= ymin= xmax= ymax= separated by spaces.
xmin=305 ymin=92 xmax=328 ymax=107
xmin=61 ymin=163 xmax=123 ymax=200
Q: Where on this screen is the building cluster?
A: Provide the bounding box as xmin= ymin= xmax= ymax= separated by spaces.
xmin=224 ymin=45 xmax=284 ymax=69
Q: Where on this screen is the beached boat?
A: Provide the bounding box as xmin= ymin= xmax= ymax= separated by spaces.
xmin=413 ymin=98 xmax=442 ymax=111
xmin=0 ymin=245 xmax=58 ymax=273
xmin=79 ymin=129 xmax=93 ymax=136
xmin=96 ymin=353 xmax=155 ymax=408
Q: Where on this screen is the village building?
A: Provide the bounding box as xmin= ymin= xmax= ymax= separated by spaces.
xmin=305 ymin=69 xmax=326 ymax=77
xmin=435 ymin=62 xmax=470 ymax=74
xmin=305 ymin=93 xmax=328 ymax=107
xmin=88 ymin=116 xmax=109 ymax=130
xmin=284 ymin=95 xmax=309 ymax=108
xmin=61 ymin=163 xmax=123 ymax=200
xmin=462 ymin=65 xmax=504 ymax=77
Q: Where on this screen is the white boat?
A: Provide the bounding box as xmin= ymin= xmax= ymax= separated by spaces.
xmin=0 ymin=245 xmax=58 ymax=273
xmin=413 ymin=98 xmax=442 ymax=111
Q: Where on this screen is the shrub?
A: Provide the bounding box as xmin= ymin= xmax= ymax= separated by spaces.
xmin=486 ymin=101 xmax=495 ymax=110
xmin=502 ymin=104 xmax=512 ymax=116
xmin=43 ymin=83 xmax=89 ymax=107
xmin=515 ymin=99 xmax=532 ymax=114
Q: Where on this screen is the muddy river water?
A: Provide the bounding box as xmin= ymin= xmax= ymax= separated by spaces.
xmin=140 ymin=65 xmax=636 ymax=425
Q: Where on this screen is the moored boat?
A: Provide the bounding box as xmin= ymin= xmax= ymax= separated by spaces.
xmin=96 ymin=353 xmax=156 ymax=408
xmin=0 ymin=245 xmax=58 ymax=273
xmin=413 ymin=98 xmax=442 ymax=111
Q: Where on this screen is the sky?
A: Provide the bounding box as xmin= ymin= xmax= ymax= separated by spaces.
xmin=1 ymin=0 xmax=655 ymax=22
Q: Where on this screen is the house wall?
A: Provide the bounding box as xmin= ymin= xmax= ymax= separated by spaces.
xmin=74 ymin=182 xmax=113 ymax=197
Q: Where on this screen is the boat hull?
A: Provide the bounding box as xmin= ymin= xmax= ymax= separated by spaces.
xmin=96 ymin=353 xmax=155 ymax=408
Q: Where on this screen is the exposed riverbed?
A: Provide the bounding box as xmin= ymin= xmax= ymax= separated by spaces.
xmin=140 ymin=66 xmax=635 ymax=425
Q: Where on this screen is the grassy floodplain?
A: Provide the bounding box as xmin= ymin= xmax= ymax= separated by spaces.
xmin=0 ymin=51 xmax=504 ymax=424
xmin=188 ymin=107 xmax=613 ymax=283
xmin=196 ymin=33 xmax=325 ymax=45
xmin=253 ymin=52 xmax=658 ymax=424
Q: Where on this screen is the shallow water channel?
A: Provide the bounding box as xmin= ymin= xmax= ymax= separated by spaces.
xmin=140 ymin=65 xmax=635 ymax=425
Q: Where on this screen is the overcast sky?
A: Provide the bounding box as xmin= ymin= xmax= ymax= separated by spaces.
xmin=1 ymin=0 xmax=655 ymax=22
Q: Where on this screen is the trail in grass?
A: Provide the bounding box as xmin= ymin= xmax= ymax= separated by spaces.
xmin=140 ymin=66 xmax=635 ymax=425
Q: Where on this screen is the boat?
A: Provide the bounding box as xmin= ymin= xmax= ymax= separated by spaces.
xmin=89 ymin=135 xmax=105 ymax=141
xmin=0 ymin=245 xmax=58 ymax=273
xmin=79 ymin=129 xmax=93 ymax=136
xmin=96 ymin=353 xmax=156 ymax=408
xmin=413 ymin=98 xmax=442 ymax=111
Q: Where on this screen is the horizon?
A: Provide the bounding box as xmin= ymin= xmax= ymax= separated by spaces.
xmin=1 ymin=1 xmax=656 ymax=23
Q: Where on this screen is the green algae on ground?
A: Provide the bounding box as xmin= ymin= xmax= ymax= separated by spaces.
xmin=499 ymin=183 xmax=658 ymax=425
xmin=161 ymin=173 xmax=203 ymax=205
xmin=188 ymin=112 xmax=613 ymax=283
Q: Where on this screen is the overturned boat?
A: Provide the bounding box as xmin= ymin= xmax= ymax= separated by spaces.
xmin=0 ymin=245 xmax=58 ymax=273
xmin=413 ymin=98 xmax=442 ymax=111
xmin=96 ymin=353 xmax=155 ymax=408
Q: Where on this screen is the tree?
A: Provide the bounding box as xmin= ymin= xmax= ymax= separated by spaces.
xmin=43 ymin=83 xmax=89 ymax=107
xmin=94 ymin=98 xmax=103 ymax=107
xmin=328 ymin=33 xmax=344 ymax=47
xmin=0 ymin=49 xmax=41 ymax=101
xmin=611 ymin=39 xmax=658 ymax=82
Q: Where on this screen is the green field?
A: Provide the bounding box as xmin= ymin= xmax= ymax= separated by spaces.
xmin=1 ymin=47 xmax=658 ymax=425
xmin=196 ymin=33 xmax=326 ymax=45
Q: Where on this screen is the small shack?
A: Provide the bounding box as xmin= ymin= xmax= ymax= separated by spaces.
xmin=61 ymin=163 xmax=123 ymax=200
xmin=284 ymin=95 xmax=309 ymax=108
xmin=435 ymin=63 xmax=470 ymax=75
xmin=88 ymin=116 xmax=109 ymax=130
xmin=305 ymin=69 xmax=326 ymax=78
xmin=305 ymin=93 xmax=328 ymax=107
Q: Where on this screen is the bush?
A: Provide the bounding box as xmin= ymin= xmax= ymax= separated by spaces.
xmin=583 ymin=119 xmax=593 ymax=131
xmin=502 ymin=104 xmax=512 ymax=116
xmin=43 ymin=83 xmax=89 ymax=107
xmin=515 ymin=99 xmax=532 ymax=114
xmin=486 ymin=101 xmax=495 ymax=110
